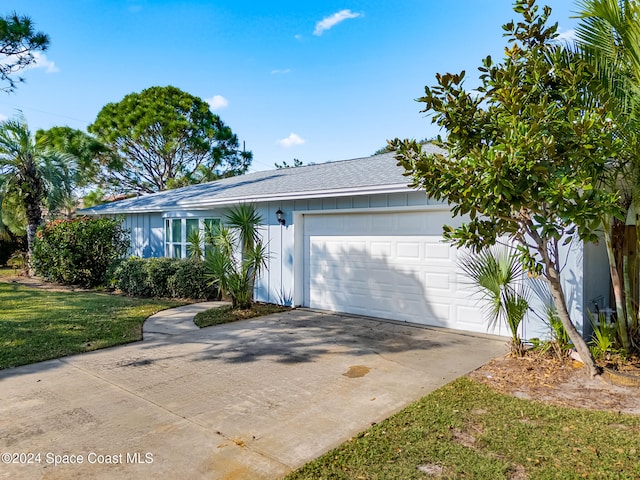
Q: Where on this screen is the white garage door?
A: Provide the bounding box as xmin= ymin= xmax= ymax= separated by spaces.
xmin=303 ymin=210 xmax=491 ymax=334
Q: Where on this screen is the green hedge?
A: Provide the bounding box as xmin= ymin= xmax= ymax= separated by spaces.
xmin=32 ymin=216 xmax=129 ymax=287
xmin=113 ymin=257 xmax=217 ymax=300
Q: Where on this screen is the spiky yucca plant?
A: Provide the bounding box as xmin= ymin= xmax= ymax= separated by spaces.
xmin=204 ymin=204 xmax=268 ymax=309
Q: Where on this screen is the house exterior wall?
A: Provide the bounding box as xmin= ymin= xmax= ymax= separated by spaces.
xmin=116 ymin=190 xmax=608 ymax=339
xmin=253 ymin=191 xmax=438 ymax=305
xmin=122 ymin=213 xmax=164 ymax=258
xmin=519 ymin=237 xmax=610 ymax=342
xmin=582 ymin=238 xmax=611 ymax=338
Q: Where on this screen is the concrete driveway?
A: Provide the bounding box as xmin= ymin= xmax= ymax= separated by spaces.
xmin=0 ymin=309 xmax=506 ymax=480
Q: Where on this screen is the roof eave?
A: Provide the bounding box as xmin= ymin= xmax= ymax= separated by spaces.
xmin=81 ymin=183 xmax=417 ymax=215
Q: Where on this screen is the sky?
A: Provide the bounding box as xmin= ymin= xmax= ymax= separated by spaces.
xmin=1 ymin=0 xmax=580 ymax=173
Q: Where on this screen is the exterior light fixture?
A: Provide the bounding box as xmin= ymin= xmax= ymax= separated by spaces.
xmin=276 ymin=209 xmax=286 ymax=226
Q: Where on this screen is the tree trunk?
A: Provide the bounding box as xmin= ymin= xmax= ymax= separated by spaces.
xmin=603 ymin=221 xmax=630 ymax=351
xmin=623 ymin=256 xmax=637 ymax=346
xmin=22 ymin=154 xmax=45 ymax=276
xmin=546 ymin=263 xmax=600 ymax=378
xmin=25 ymin=223 xmax=38 ymax=276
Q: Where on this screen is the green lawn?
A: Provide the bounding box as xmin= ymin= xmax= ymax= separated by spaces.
xmin=0 ymin=282 xmax=185 ymax=369
xmin=286 ymin=377 xmax=640 ymax=480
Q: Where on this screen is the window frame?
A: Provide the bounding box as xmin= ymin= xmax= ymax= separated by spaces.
xmin=164 ymin=216 xmax=220 ymax=259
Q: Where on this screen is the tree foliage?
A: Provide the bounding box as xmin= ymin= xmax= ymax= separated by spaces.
xmin=275 ymin=158 xmax=303 ymax=169
xmin=392 ymin=0 xmax=623 ymax=377
xmin=36 ymin=126 xmax=114 ymax=188
xmin=575 ymin=0 xmax=640 ymax=121
xmin=0 ymin=116 xmax=75 ymax=267
xmin=88 ymin=85 xmax=252 ymax=194
xmin=374 ymin=138 xmax=437 ymax=156
xmin=0 ymin=12 xmax=49 ymax=92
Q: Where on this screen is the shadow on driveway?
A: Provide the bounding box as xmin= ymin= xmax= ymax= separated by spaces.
xmin=0 ymin=309 xmax=507 ymax=480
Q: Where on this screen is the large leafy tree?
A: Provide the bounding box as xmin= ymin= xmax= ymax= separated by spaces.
xmin=88 ymin=86 xmax=252 ymax=194
xmin=0 ymin=12 xmax=49 ymax=92
xmin=392 ymin=0 xmax=623 ymax=377
xmin=0 ymin=117 xmax=74 ymax=268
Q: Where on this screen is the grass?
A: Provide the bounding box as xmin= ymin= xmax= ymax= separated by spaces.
xmin=194 ymin=302 xmax=291 ymax=327
xmin=286 ymin=377 xmax=640 ymax=480
xmin=0 ymin=267 xmax=18 ymax=278
xmin=0 ymin=282 xmax=185 ymax=369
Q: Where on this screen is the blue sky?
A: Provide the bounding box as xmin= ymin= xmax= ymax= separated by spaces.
xmin=1 ymin=1 xmax=578 ymax=172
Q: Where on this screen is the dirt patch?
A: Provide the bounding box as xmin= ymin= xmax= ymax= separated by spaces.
xmin=468 ymin=354 xmax=640 ymax=415
xmin=0 ymin=273 xmax=95 ymax=293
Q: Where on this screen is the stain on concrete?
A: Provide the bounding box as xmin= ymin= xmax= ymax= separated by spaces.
xmin=342 ymin=365 xmax=370 ymax=378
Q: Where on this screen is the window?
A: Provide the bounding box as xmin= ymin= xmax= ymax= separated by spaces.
xmin=164 ymin=217 xmax=220 ymax=259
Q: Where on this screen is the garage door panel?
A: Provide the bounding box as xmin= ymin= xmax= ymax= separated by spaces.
xmin=371 ymin=242 xmax=392 ymax=257
xmin=425 ymin=243 xmax=452 ymax=260
xmin=304 ymin=213 xmax=496 ymax=335
xmin=397 ymin=242 xmax=420 ymax=258
xmin=456 ymin=306 xmax=485 ymax=331
xmin=425 ymin=272 xmax=451 ymax=290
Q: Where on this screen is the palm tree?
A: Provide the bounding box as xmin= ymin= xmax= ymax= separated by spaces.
xmin=0 ymin=116 xmax=75 ymax=271
xmin=575 ymin=0 xmax=640 ymax=114
xmin=459 ymin=247 xmax=530 ymax=356
xmin=574 ymin=0 xmax=640 ymax=351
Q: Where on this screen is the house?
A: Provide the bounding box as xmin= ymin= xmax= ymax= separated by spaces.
xmin=81 ymin=147 xmax=610 ymax=339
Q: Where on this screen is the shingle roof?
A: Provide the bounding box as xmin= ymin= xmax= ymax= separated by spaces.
xmin=81 ymin=146 xmax=439 ymax=214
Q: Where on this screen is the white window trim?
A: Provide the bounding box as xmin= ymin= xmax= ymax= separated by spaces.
xmin=164 ymin=217 xmax=220 ymax=259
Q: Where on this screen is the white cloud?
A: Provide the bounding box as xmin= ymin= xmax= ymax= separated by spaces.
xmin=206 ymin=95 xmax=229 ymax=110
xmin=556 ymin=29 xmax=576 ymax=43
xmin=29 ymin=52 xmax=59 ymax=73
xmin=271 ymin=68 xmax=291 ymax=75
xmin=313 ymin=9 xmax=361 ymax=36
xmin=294 ymin=34 xmax=303 ymax=40
xmin=1 ymin=51 xmax=60 ymax=73
xmin=277 ymin=133 xmax=305 ymax=148
xmin=0 ymin=113 xmax=7 ymax=122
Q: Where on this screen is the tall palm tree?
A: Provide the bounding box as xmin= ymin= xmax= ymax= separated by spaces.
xmin=575 ymin=0 xmax=640 ymax=350
xmin=0 ymin=116 xmax=75 ymax=270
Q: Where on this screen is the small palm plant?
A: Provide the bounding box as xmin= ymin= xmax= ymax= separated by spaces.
xmin=204 ymin=204 xmax=268 ymax=309
xmin=459 ymin=246 xmax=529 ymax=356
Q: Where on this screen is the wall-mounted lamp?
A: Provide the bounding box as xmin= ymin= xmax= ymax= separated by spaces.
xmin=276 ymin=209 xmax=286 ymax=226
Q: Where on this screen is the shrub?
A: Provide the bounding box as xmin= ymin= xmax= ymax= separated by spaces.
xmin=113 ymin=256 xmax=216 ymax=300
xmin=168 ymin=259 xmax=218 ymax=300
xmin=112 ymin=257 xmax=151 ymax=297
xmin=0 ymin=233 xmax=25 ymax=266
xmin=145 ymin=257 xmax=180 ymax=297
xmin=32 ymin=216 xmax=129 ymax=287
